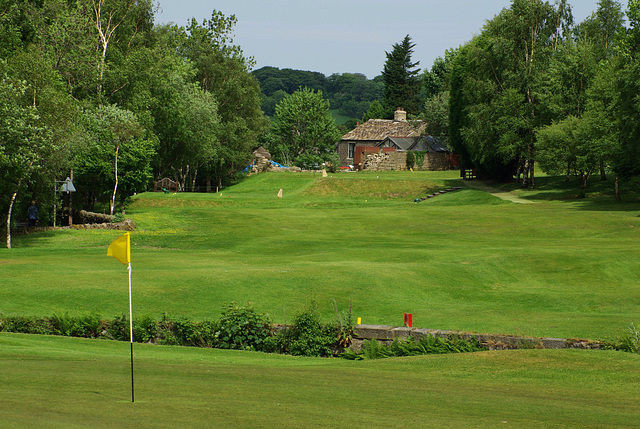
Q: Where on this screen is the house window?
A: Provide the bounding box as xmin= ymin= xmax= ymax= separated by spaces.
xmin=348 ymin=143 xmax=356 ymax=159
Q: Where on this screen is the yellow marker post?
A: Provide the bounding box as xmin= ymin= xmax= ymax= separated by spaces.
xmin=357 ymin=317 xmax=361 ymax=325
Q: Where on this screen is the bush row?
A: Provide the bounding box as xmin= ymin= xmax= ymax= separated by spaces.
xmin=7 ymin=306 xmax=633 ymax=358
xmin=0 ymin=303 xmax=354 ymax=357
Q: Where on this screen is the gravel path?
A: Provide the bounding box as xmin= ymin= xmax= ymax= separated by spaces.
xmin=463 ymin=180 xmax=536 ymax=204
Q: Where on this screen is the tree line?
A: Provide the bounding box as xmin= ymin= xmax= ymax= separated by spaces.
xmin=3 ymin=0 xmax=639 ymax=248
xmin=252 ymin=66 xmax=384 ymax=122
xmin=0 ymin=1 xmax=266 ymax=247
xmin=447 ymin=0 xmax=640 ymax=198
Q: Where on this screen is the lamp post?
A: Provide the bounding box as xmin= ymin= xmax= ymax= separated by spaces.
xmin=54 ymin=176 xmax=76 ymax=227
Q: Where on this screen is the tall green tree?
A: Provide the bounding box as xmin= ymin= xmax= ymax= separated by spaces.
xmin=269 ymin=87 xmax=342 ymax=168
xmin=575 ymin=0 xmax=625 ymax=61
xmin=75 ymin=105 xmax=153 ymax=215
xmin=613 ymin=0 xmax=640 ymax=185
xmin=0 ymin=74 xmax=51 ymax=248
xmin=179 ymin=11 xmax=266 ymax=189
xmin=381 ymin=35 xmax=421 ymax=117
xmin=451 ymin=0 xmax=570 ymax=184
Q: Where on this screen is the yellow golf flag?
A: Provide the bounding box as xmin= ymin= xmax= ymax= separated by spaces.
xmin=107 ymin=232 xmax=130 ymax=264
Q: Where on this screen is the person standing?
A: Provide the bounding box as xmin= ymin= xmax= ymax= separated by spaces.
xmin=27 ymin=200 xmax=38 ymax=227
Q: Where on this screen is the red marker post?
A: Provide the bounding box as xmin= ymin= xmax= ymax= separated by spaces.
xmin=403 ymin=313 xmax=413 ymax=328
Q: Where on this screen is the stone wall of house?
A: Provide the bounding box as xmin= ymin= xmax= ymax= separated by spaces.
xmin=422 ymin=152 xmax=449 ymax=171
xmin=364 ymin=151 xmax=406 ymax=171
xmin=364 ymin=151 xmax=451 ymax=171
xmin=337 ymin=142 xmax=350 ymax=166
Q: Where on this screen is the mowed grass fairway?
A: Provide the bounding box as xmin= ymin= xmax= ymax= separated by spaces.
xmin=2 ymin=333 xmax=640 ymax=427
xmin=2 ymin=171 xmax=640 ymax=427
xmin=2 ymin=171 xmax=639 ymax=339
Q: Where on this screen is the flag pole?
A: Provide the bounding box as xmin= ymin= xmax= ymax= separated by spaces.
xmin=128 ymin=262 xmax=134 ymax=403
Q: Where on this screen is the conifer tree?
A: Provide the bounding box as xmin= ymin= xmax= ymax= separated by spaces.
xmin=381 ymin=35 xmax=420 ymax=118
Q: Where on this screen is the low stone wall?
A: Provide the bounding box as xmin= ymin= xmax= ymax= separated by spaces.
xmin=364 ymin=151 xmax=450 ymax=171
xmin=78 ymin=210 xmax=114 ymax=224
xmin=17 ymin=219 xmax=136 ymax=234
xmin=351 ymin=324 xmax=604 ymax=351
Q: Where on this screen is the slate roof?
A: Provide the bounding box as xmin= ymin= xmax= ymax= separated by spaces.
xmin=340 ymin=119 xmax=424 ymax=142
xmin=379 ymin=136 xmax=449 ymax=152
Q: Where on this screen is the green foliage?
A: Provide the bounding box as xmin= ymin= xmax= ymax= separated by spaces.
xmin=214 ymin=302 xmax=272 ymax=351
xmin=422 ymin=48 xmax=459 ymax=99
xmin=405 ymin=151 xmax=416 ymax=170
xmin=157 ymin=314 xmax=217 ymax=347
xmin=252 ymin=67 xmax=383 ymax=120
xmin=0 ymin=315 xmax=50 ymax=335
xmin=616 ymin=322 xmax=640 ymax=353
xmin=453 ymin=0 xmax=567 ymax=183
xmin=133 ymin=314 xmax=158 ymax=343
xmin=269 ymin=87 xmax=342 ymax=168
xmin=332 ymin=298 xmax=354 ymax=348
xmin=422 ymin=92 xmax=450 ymax=140
xmin=361 ymin=99 xmax=386 ymax=122
xmin=342 ymin=335 xmax=487 ymax=360
xmin=266 ymin=304 xmax=335 ymax=357
xmin=106 ymin=314 xmax=131 ymax=341
xmin=382 ymin=35 xmax=421 ymax=116
xmin=51 ymin=312 xmax=102 ymax=338
xmin=74 ymin=104 xmax=154 ymax=214
xmin=413 ymin=151 xmax=426 ymax=170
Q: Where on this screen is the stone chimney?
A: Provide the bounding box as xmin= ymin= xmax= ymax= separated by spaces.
xmin=394 ymin=107 xmax=407 ymax=122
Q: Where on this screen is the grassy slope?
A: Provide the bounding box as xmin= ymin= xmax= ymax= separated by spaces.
xmin=2 ymin=171 xmax=640 ymax=340
xmin=2 ymin=333 xmax=640 ymax=428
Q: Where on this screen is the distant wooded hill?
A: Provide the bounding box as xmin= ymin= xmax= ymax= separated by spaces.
xmin=251 ymin=66 xmax=383 ymax=122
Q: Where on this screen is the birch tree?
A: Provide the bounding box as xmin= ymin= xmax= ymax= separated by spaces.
xmin=0 ymin=75 xmax=50 ymax=248
xmin=453 ymin=0 xmax=570 ymax=184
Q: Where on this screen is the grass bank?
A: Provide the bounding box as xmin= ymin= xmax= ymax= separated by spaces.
xmin=2 ymin=171 xmax=639 ymax=341
xmin=2 ymin=333 xmax=640 ymax=428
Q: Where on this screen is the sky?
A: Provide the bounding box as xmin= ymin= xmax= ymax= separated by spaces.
xmin=155 ymin=1 xmax=628 ymax=78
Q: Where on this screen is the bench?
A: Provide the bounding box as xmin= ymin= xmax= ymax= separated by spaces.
xmin=461 ymin=169 xmax=477 ymax=180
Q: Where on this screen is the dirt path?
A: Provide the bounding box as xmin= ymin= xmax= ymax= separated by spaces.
xmin=463 ymin=180 xmax=535 ymax=204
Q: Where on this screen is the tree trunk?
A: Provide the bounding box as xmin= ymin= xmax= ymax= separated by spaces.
xmin=6 ymin=183 xmax=21 ymax=249
xmin=615 ymin=176 xmax=621 ymax=201
xmin=110 ymin=144 xmax=120 ymax=216
xmin=6 ymin=192 xmax=17 ymax=249
xmin=579 ymin=171 xmax=591 ymax=198
xmin=600 ymin=159 xmax=607 ymax=181
xmin=191 ymin=165 xmax=198 ymax=192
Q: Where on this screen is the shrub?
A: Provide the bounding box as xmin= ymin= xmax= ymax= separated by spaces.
xmin=414 ymin=151 xmax=426 ymax=170
xmin=405 ymin=151 xmax=416 ymax=170
xmin=51 ymin=312 xmax=103 ymax=338
xmin=272 ymin=304 xmax=335 ymax=357
xmin=133 ymin=315 xmax=158 ymax=343
xmin=342 ymin=335 xmax=487 ymax=360
xmin=331 ymin=298 xmax=354 ymax=349
xmin=157 ymin=314 xmax=217 ymax=347
xmin=1 ymin=315 xmax=50 ymax=335
xmin=617 ymin=322 xmax=640 ymax=354
xmin=214 ymin=303 xmax=272 ymax=351
xmin=107 ymin=314 xmax=131 ymax=341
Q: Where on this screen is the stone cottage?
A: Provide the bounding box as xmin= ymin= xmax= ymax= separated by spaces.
xmin=336 ymin=108 xmax=456 ymax=170
xmin=337 ymin=108 xmax=423 ymax=168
